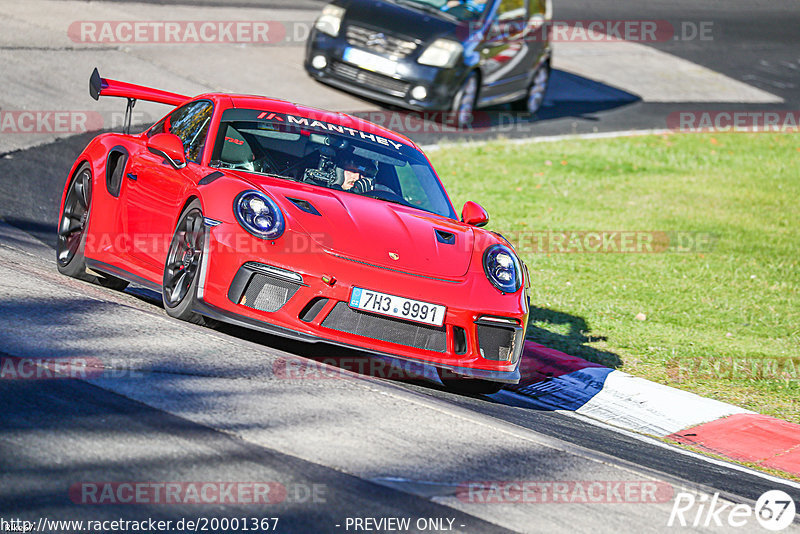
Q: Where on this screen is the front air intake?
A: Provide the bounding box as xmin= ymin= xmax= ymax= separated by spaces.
xmin=240 ymin=274 xmax=300 ymax=313
xmin=475 ymin=319 xmax=524 ymax=362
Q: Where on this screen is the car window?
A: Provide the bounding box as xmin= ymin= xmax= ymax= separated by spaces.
xmin=210 ymin=110 xmax=458 ymax=219
xmin=148 ymin=101 xmax=214 ymax=164
xmin=389 ymin=0 xmax=489 ymax=22
xmin=496 ymin=0 xmax=525 ymax=22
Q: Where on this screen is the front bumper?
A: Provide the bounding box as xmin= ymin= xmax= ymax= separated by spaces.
xmin=305 ymin=29 xmax=468 ymax=112
xmin=196 ymin=223 xmax=528 ymax=384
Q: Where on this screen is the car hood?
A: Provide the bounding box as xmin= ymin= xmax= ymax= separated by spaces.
xmin=243 ymin=177 xmax=474 ymax=278
xmin=339 ymin=0 xmax=462 ymax=44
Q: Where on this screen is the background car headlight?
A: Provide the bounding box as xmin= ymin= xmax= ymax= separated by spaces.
xmin=234 ymin=191 xmax=285 ymax=240
xmin=483 ymin=244 xmax=523 ymax=293
xmin=315 ymin=4 xmax=345 ymax=37
xmin=418 ymin=39 xmax=463 ymax=68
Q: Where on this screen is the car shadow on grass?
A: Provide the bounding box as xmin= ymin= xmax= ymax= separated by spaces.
xmin=525 ymin=306 xmax=622 ymax=370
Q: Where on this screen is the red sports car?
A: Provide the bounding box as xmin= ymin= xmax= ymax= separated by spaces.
xmin=57 ymin=69 xmax=529 ymax=393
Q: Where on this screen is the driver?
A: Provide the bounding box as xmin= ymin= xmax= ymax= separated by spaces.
xmin=335 ymin=155 xmax=379 ymax=194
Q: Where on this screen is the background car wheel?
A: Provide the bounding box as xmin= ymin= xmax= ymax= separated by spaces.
xmin=437 ymin=368 xmax=504 ymax=395
xmin=450 ymin=72 xmax=478 ymax=128
xmin=162 ymin=199 xmax=214 ymax=326
xmin=56 ymin=162 xmax=129 ymax=290
xmin=513 ymin=62 xmax=550 ymax=114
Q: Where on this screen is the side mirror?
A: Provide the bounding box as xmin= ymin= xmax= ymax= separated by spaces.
xmin=461 ymin=201 xmax=489 ymax=227
xmin=147 ymin=133 xmax=186 ymax=169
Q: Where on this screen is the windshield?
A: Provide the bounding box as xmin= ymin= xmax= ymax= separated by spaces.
xmin=394 ymin=0 xmax=490 ymax=22
xmin=211 ymin=109 xmax=456 ymax=219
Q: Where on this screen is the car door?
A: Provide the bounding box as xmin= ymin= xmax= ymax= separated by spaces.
xmin=477 ymin=0 xmax=535 ymax=104
xmin=121 ymin=100 xmax=213 ymax=274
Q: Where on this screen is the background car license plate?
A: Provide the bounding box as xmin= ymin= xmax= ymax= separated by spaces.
xmin=349 ymin=287 xmax=446 ymax=327
xmin=342 ymin=47 xmax=397 ymax=76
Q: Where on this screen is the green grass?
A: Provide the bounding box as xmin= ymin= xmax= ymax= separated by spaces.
xmin=431 ymin=133 xmax=800 ymax=423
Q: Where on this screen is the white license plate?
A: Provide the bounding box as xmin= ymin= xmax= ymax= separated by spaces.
xmin=349 ymin=287 xmax=446 ymax=327
xmin=342 ymin=47 xmax=397 ymax=76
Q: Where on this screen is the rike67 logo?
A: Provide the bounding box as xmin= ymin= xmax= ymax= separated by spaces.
xmin=668 ymin=490 xmax=796 ymax=531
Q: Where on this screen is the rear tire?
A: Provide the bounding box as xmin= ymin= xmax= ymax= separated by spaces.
xmin=437 ymin=368 xmax=504 ymax=395
xmin=162 ymin=199 xmax=214 ymax=326
xmin=56 ymin=162 xmax=129 ymax=291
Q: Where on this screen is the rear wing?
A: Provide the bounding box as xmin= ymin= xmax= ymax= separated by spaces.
xmin=89 ymin=68 xmax=189 ymax=133
xmin=90 ymin=68 xmax=188 ymax=106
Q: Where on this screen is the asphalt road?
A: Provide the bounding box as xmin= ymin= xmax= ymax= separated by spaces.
xmin=1 ymin=214 xmax=798 ymax=534
xmin=1 ymin=0 xmax=798 ymax=152
xmin=1 ymin=1 xmax=800 ymax=532
xmin=1 ymin=121 xmax=799 ymax=534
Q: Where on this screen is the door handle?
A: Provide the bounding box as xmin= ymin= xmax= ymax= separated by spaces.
xmin=127 ymin=173 xmax=138 ymax=181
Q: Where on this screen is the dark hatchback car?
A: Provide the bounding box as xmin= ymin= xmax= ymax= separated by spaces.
xmin=305 ymin=0 xmax=551 ymax=125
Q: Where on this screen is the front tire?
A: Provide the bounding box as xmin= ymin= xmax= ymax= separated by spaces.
xmin=513 ymin=62 xmax=550 ymax=114
xmin=450 ymin=72 xmax=479 ymax=128
xmin=162 ymin=199 xmax=212 ymax=326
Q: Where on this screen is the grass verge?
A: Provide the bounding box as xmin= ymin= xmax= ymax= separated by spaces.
xmin=431 ymin=132 xmax=799 ymax=423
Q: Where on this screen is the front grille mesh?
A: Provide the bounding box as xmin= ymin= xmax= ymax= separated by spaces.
xmin=322 ymin=302 xmax=446 ymax=352
xmin=330 ymin=61 xmax=410 ymax=97
xmin=241 ymin=274 xmax=300 ymax=313
xmin=346 ymin=25 xmax=418 ymax=58
xmin=476 ymin=323 xmax=522 ymax=362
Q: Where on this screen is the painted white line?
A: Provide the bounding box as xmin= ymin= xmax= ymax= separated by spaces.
xmin=497 ymin=389 xmax=800 ymax=490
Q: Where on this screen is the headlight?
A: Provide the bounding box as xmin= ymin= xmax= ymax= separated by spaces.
xmin=315 ymin=4 xmax=345 ymax=37
xmin=234 ymin=191 xmax=285 ymax=240
xmin=483 ymin=244 xmax=523 ymax=293
xmin=418 ymin=39 xmax=463 ymax=68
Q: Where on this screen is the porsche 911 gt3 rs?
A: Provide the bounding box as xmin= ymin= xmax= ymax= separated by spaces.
xmin=57 ymin=69 xmax=530 ymax=394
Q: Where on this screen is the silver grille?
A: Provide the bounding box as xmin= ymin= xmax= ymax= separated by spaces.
xmin=346 ymin=25 xmax=418 ymax=59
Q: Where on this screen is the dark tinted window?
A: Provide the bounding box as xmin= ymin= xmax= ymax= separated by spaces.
xmin=394 ymin=0 xmax=489 ymax=22
xmin=148 ymin=100 xmax=213 ymax=163
xmin=210 ymin=111 xmax=457 ymax=219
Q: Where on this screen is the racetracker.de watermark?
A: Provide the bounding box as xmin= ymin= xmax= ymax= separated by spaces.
xmin=0 ymin=111 xmax=103 ymax=134
xmin=457 ymin=480 xmax=674 ymax=504
xmin=272 ymin=356 xmax=461 ymax=382
xmin=0 ymin=110 xmax=158 ymax=134
xmin=78 ymin=230 xmax=715 ymax=258
xmin=68 ymin=19 xmax=715 ymax=45
xmin=69 ymin=21 xmax=286 ymax=44
xmin=667 ymin=356 xmax=800 ymax=382
xmin=667 ymin=111 xmax=800 ymax=133
xmin=83 ymin=231 xmax=328 ymax=258
xmin=496 ymin=231 xmax=717 ymax=254
xmin=69 ymin=482 xmax=327 ymax=505
xmin=0 ymin=357 xmax=143 ymax=380
xmin=472 ymin=20 xmax=714 ymax=43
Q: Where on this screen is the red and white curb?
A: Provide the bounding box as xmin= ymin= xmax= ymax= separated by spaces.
xmin=670 ymin=414 xmax=800 ymax=475
xmin=509 ymin=341 xmax=800 ymax=477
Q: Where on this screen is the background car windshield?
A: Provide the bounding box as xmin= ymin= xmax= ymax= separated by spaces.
xmin=211 ymin=115 xmax=457 ymax=219
xmin=400 ymin=0 xmax=490 ymax=21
